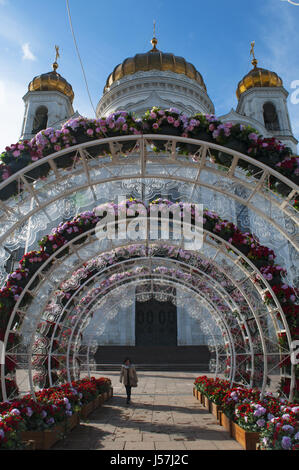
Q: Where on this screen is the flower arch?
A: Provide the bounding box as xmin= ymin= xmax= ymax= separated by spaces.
xmin=0 ymin=199 xmax=298 ymax=402
xmin=1 ymin=108 xmax=298 ymax=201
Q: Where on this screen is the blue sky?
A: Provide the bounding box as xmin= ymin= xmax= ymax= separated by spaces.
xmin=0 ymin=0 xmax=299 ymax=151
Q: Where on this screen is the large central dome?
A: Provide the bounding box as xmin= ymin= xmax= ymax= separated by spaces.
xmin=103 ymin=38 xmax=207 ymax=94
xmin=97 ymin=37 xmax=214 ymax=117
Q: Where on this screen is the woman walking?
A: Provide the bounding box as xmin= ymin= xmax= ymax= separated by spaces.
xmin=119 ymin=357 xmax=138 ymax=404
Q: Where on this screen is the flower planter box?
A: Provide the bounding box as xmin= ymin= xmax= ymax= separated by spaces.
xmin=22 ymin=440 xmax=36 ymax=450
xmin=24 ymin=162 xmax=50 ymax=181
xmin=186 ymin=131 xmax=213 ymax=154
xmin=196 ymin=390 xmax=202 ymax=403
xmin=0 ymin=181 xmax=19 ymax=201
xmin=151 ymin=126 xmax=180 ymax=151
xmin=100 ymin=393 xmax=106 ymax=404
xmin=211 ymin=402 xmax=222 ymax=421
xmin=202 ymin=395 xmax=211 ymax=411
xmin=20 ymin=423 xmax=64 ymax=450
xmin=219 ymin=411 xmax=232 ymax=436
xmin=65 ymin=412 xmax=80 ymax=431
xmin=193 ymin=388 xmax=201 ymax=401
xmin=94 ymin=394 xmax=104 ymax=409
xmin=80 ymin=400 xmax=96 ymax=419
xmin=231 ymin=422 xmax=260 ymax=451
xmin=80 ymin=391 xmax=111 ymax=418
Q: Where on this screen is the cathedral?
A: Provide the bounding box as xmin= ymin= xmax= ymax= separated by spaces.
xmin=20 ymin=37 xmax=297 ymax=153
xmin=14 ymin=37 xmax=298 ymax=370
xmin=0 ymin=31 xmax=297 ymax=406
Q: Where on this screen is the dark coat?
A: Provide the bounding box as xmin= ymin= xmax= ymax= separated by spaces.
xmin=119 ymin=365 xmax=138 ymax=387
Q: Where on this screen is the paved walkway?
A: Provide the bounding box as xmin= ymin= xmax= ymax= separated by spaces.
xmin=53 ymin=371 xmax=242 ymax=450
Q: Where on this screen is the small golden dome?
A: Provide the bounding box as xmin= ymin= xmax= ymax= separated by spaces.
xmin=28 ymin=64 xmax=74 ymax=103
xmin=104 ymin=37 xmax=206 ymax=93
xmin=236 ymin=61 xmax=283 ymax=99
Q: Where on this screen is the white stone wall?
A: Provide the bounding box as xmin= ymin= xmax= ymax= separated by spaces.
xmin=97 ymin=70 xmax=215 ymax=117
xmin=90 ymin=302 xmax=211 ymax=346
xmin=236 ymin=87 xmax=297 ymax=153
xmin=20 ymin=90 xmax=74 ymax=141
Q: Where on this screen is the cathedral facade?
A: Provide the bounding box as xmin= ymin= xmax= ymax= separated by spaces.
xmin=13 ymin=37 xmax=298 ymax=370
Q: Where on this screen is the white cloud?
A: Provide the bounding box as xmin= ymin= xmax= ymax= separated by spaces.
xmin=281 ymin=0 xmax=299 ymax=5
xmin=0 ymin=79 xmax=25 ymax=150
xmin=258 ymin=1 xmax=299 ymax=147
xmin=22 ymin=42 xmax=36 ymax=61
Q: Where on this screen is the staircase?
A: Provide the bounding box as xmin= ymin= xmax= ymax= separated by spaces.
xmin=92 ymin=345 xmax=211 ymax=371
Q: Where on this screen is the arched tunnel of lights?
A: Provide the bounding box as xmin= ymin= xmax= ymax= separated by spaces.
xmin=0 ymin=134 xmax=298 ymax=402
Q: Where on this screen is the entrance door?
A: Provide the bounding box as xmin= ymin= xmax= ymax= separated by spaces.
xmin=135 ymin=299 xmax=177 ymax=346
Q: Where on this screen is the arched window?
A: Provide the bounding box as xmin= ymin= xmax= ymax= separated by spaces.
xmin=263 ymin=102 xmax=280 ymax=131
xmin=32 ymin=106 xmax=48 ymax=134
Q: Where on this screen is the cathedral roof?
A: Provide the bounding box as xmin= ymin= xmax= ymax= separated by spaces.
xmin=236 ymin=58 xmax=283 ymax=99
xmin=28 ymin=60 xmax=74 ymax=103
xmin=104 ymin=37 xmax=207 ymax=93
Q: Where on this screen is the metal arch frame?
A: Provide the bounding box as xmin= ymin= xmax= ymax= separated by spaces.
xmin=39 ymin=226 xmax=292 ymax=372
xmin=0 ymin=135 xmax=297 ymax=256
xmin=60 ymin=255 xmax=252 ymax=383
xmin=71 ymin=279 xmax=230 ymax=382
xmin=64 ymin=275 xmax=236 ymax=385
xmin=81 ymin=283 xmax=227 ymax=382
xmin=47 ymin=243 xmax=257 ymax=387
xmin=83 ymin=288 xmax=222 ymax=380
xmin=2 ymin=230 xmax=290 ymax=398
xmin=73 ymin=284 xmax=236 ymax=385
xmin=61 ymin=256 xmax=265 ymax=390
xmin=43 ymin=239 xmax=282 ymax=396
xmin=1 ymin=223 xmax=295 ymax=400
xmin=61 ymin=263 xmax=243 ymax=382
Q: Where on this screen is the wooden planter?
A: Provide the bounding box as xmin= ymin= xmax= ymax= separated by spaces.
xmin=65 ymin=412 xmax=80 ymax=431
xmin=80 ymin=400 xmax=95 ymax=419
xmin=202 ymin=395 xmax=211 ymax=412
xmin=197 ymin=390 xmax=203 ymax=403
xmin=211 ymin=402 xmax=222 ymax=421
xmin=231 ymin=422 xmax=260 ymax=451
xmin=219 ymin=411 xmax=232 ymax=436
xmin=80 ymin=391 xmax=111 ymax=418
xmin=20 ymin=423 xmax=64 ymax=450
xmin=95 ymin=393 xmax=107 ymax=408
xmin=22 ymin=440 xmax=36 ymax=450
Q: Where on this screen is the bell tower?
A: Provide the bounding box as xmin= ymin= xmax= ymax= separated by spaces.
xmin=236 ymin=42 xmax=297 ymax=153
xmin=20 ymin=46 xmax=75 ymax=141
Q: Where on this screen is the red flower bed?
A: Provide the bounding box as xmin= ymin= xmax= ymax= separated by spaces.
xmin=0 ymin=376 xmax=112 ymax=449
xmin=194 ymin=375 xmax=299 ymax=450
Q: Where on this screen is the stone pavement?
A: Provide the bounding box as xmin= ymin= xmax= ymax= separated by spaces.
xmin=53 ymin=371 xmax=242 ymax=450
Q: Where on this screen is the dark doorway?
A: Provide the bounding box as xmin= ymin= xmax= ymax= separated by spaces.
xmin=135 ymin=299 xmax=177 ymax=347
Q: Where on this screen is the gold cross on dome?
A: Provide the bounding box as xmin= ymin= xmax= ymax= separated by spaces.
xmin=55 ymin=45 xmax=60 ymax=62
xmin=52 ymin=45 xmax=60 ymax=72
xmin=150 ymin=20 xmax=158 ymax=50
xmin=250 ymin=41 xmax=258 ymax=68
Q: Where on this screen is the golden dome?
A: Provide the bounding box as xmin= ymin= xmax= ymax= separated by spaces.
xmin=104 ymin=37 xmax=206 ymax=93
xmin=28 ymin=61 xmax=74 ymax=103
xmin=236 ymin=59 xmax=283 ymax=99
